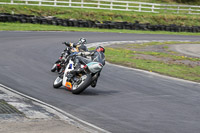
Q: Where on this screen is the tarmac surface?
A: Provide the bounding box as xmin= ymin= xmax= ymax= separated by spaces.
xmin=0 ymin=31 xmax=200 ymax=133
xmin=170 ymin=44 xmax=200 ymax=58
xmin=0 ymin=42 xmax=199 ymax=133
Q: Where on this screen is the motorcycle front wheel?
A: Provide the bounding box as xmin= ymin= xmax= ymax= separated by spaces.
xmin=72 ymin=74 xmax=92 ymax=94
xmin=51 ymin=64 xmax=57 ymax=72
xmin=53 ymin=76 xmax=63 ymax=88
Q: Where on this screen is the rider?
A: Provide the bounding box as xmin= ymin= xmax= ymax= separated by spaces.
xmin=52 ymin=38 xmax=88 ymax=73
xmin=69 ymin=46 xmax=105 ymax=87
xmin=63 ymin=38 xmax=88 ymax=53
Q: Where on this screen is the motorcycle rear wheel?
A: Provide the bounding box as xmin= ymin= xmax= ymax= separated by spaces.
xmin=72 ymin=74 xmax=92 ymax=94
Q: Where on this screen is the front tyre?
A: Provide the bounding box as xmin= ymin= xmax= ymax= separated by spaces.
xmin=72 ymin=74 xmax=92 ymax=94
xmin=53 ymin=76 xmax=62 ymax=88
xmin=51 ymin=64 xmax=57 ymax=72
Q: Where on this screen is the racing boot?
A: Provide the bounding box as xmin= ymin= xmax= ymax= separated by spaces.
xmin=91 ymin=79 xmax=97 ymax=88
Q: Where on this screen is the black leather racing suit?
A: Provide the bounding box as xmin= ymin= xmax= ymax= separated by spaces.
xmin=76 ymin=50 xmax=105 ymax=66
xmin=73 ymin=50 xmax=105 ymax=87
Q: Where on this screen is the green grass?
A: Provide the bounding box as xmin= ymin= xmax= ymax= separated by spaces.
xmin=0 ymin=5 xmax=200 ymax=26
xmin=124 ymin=42 xmax=171 ymax=48
xmin=135 ymin=51 xmax=200 ymax=61
xmin=104 ymin=47 xmax=200 ymax=82
xmin=122 ymin=42 xmax=200 ymax=61
xmin=1 ymin=22 xmax=200 ymax=36
xmin=122 ymin=41 xmax=200 ymax=48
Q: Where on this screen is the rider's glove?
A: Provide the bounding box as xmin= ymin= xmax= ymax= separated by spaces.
xmin=62 ymin=42 xmax=72 ymax=47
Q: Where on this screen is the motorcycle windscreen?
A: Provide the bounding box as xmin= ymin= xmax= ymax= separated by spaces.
xmin=86 ymin=62 xmax=103 ymax=73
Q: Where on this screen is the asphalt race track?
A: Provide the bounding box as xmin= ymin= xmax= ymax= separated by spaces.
xmin=0 ymin=31 xmax=200 ymax=133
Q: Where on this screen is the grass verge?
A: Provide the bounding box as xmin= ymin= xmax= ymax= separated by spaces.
xmin=0 ymin=5 xmax=200 ymax=26
xmin=1 ymin=22 xmax=200 ymax=36
xmin=101 ymin=42 xmax=200 ymax=82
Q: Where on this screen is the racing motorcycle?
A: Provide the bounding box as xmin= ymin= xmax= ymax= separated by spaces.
xmin=51 ymin=51 xmax=67 ymax=73
xmin=53 ymin=53 xmax=103 ymax=94
xmin=51 ymin=42 xmax=79 ymax=73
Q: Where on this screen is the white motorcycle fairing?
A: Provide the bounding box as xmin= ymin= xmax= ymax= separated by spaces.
xmin=62 ymin=59 xmax=74 ymax=87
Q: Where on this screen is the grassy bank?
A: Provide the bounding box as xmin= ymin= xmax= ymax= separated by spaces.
xmin=103 ymin=42 xmax=200 ymax=82
xmin=0 ymin=5 xmax=200 ymax=27
xmin=1 ymin=22 xmax=200 ymax=36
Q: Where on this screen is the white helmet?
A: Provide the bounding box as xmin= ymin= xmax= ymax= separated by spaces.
xmin=79 ymin=38 xmax=87 ymax=44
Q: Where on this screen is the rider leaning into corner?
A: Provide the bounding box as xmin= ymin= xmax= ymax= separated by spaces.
xmin=51 ymin=38 xmax=88 ymax=73
xmin=63 ymin=38 xmax=88 ymax=52
xmin=69 ymin=46 xmax=106 ymax=88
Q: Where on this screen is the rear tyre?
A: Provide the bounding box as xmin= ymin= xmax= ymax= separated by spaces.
xmin=53 ymin=76 xmax=62 ymax=88
xmin=72 ymin=74 xmax=92 ymax=94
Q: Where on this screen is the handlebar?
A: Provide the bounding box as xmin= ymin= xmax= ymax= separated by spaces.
xmin=62 ymin=42 xmax=71 ymax=47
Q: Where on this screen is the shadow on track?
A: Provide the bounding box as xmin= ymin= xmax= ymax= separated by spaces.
xmin=80 ymin=89 xmax=119 ymax=96
xmin=55 ymin=86 xmax=119 ymax=96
